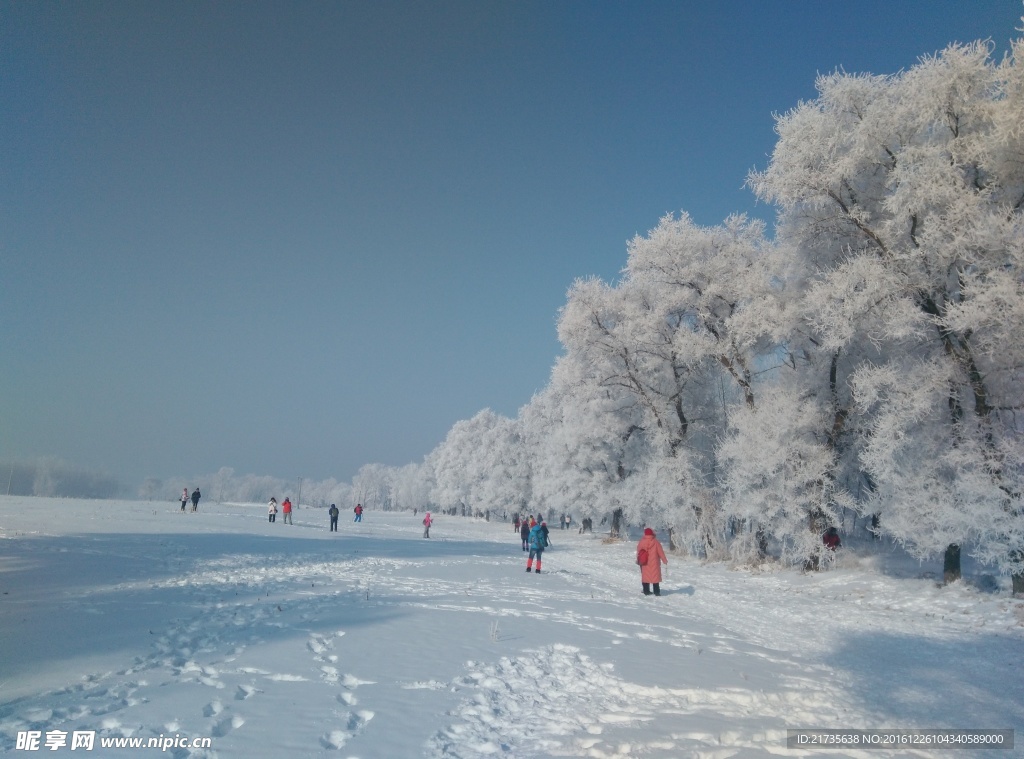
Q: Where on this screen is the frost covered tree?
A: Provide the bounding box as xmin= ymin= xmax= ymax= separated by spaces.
xmin=554 ymin=213 xmax=809 ymax=555
xmin=352 ymin=463 xmax=395 ymax=511
xmin=521 ymin=354 xmax=647 ymax=537
xmin=429 ymin=409 xmax=529 ymax=518
xmin=622 ymin=213 xmax=782 ymax=411
xmin=749 ymin=36 xmax=1024 ymax=581
xmin=718 ymin=384 xmax=845 ymax=566
xmin=621 ymin=213 xmax=800 ymax=556
xmin=392 ymin=462 xmax=432 ymax=513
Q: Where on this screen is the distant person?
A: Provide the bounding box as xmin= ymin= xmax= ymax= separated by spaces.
xmin=282 ymin=497 xmax=292 ymax=525
xmin=329 ymin=503 xmax=339 ymax=532
xmin=181 ymin=488 xmax=189 ymax=513
xmin=354 ymin=503 xmax=363 ymax=522
xmin=636 ymin=528 xmax=668 ymax=596
xmin=513 ymin=513 xmax=521 ymax=533
xmin=526 ymin=521 xmax=548 ymax=573
xmin=190 ymin=488 xmax=201 ymax=512
xmin=823 ymin=526 xmax=841 ymax=551
xmin=423 ymin=511 xmax=432 ymax=538
xmin=268 ymin=498 xmax=278 ymax=523
xmin=579 ymin=517 xmax=592 ymax=534
xmin=520 ymin=519 xmax=530 ymax=551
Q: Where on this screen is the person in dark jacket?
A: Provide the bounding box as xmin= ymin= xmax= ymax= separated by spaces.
xmin=190 ymin=488 xmax=201 ymax=512
xmin=520 ymin=519 xmax=530 ymax=551
xmin=823 ymin=526 xmax=841 ymax=550
xmin=329 ymin=503 xmax=339 ymax=532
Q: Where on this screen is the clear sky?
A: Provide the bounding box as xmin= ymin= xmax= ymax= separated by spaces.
xmin=2 ymin=1 xmax=1021 ymax=489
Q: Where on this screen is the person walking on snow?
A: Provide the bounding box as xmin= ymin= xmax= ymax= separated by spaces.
xmin=636 ymin=528 xmax=668 ymax=596
xmin=526 ymin=521 xmax=548 ymax=573
xmin=423 ymin=511 xmax=432 ymax=538
xmin=513 ymin=513 xmax=521 ymax=533
xmin=329 ymin=503 xmax=339 ymax=532
xmin=268 ymin=497 xmax=278 ymax=523
xmin=282 ymin=497 xmax=292 ymax=524
xmin=190 ymin=488 xmax=201 ymax=512
xmin=181 ymin=488 xmax=189 ymax=512
xmin=520 ymin=519 xmax=530 ymax=551
xmin=354 ymin=504 xmax=363 ymax=522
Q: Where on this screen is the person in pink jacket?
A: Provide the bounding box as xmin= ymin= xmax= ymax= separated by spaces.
xmin=636 ymin=527 xmax=668 ymax=596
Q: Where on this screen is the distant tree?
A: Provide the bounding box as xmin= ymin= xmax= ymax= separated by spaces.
xmin=138 ymin=478 xmax=164 ymax=501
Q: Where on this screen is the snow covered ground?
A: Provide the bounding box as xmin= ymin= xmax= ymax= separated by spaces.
xmin=1 ymin=496 xmax=1021 ymax=758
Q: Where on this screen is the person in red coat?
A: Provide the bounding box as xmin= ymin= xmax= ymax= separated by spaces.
xmin=281 ymin=497 xmax=293 ymax=525
xmin=636 ymin=527 xmax=668 ymax=596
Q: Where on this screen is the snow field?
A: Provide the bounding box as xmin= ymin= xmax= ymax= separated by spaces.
xmin=1 ymin=496 xmax=1022 ymax=758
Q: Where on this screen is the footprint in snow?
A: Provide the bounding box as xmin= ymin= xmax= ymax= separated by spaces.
xmin=308 ymin=634 xmax=332 ymax=656
xmin=234 ymin=684 xmax=259 ymax=701
xmin=341 ymin=674 xmax=375 ymax=688
xmin=400 ymin=680 xmax=446 ymax=690
xmin=211 ymin=714 xmax=245 ymax=737
xmin=319 ymin=711 xmax=374 ymax=750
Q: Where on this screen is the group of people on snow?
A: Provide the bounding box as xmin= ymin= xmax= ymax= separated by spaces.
xmin=267 ymin=497 xmax=292 ymax=523
xmin=179 ymin=487 xmax=842 ymax=596
xmin=180 ymin=488 xmax=201 ymax=512
xmin=514 ymin=509 xmax=669 ymax=594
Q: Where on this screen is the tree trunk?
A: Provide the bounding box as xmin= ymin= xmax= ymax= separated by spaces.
xmin=610 ymin=508 xmax=623 ymax=538
xmin=943 ymin=544 xmax=961 ymax=585
xmin=756 ymin=525 xmax=768 ymax=559
xmin=1013 ymin=573 xmax=1024 ymax=596
xmin=1011 ymin=551 xmax=1024 ymax=596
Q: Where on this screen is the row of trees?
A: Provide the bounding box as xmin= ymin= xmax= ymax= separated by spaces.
xmin=348 ymin=34 xmax=1024 ymax=582
xmin=140 ymin=467 xmax=353 ymax=510
xmin=2 ymin=458 xmax=122 ymax=499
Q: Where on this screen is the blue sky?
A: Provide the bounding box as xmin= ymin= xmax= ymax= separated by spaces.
xmin=2 ymin=0 xmax=1021 ymax=489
